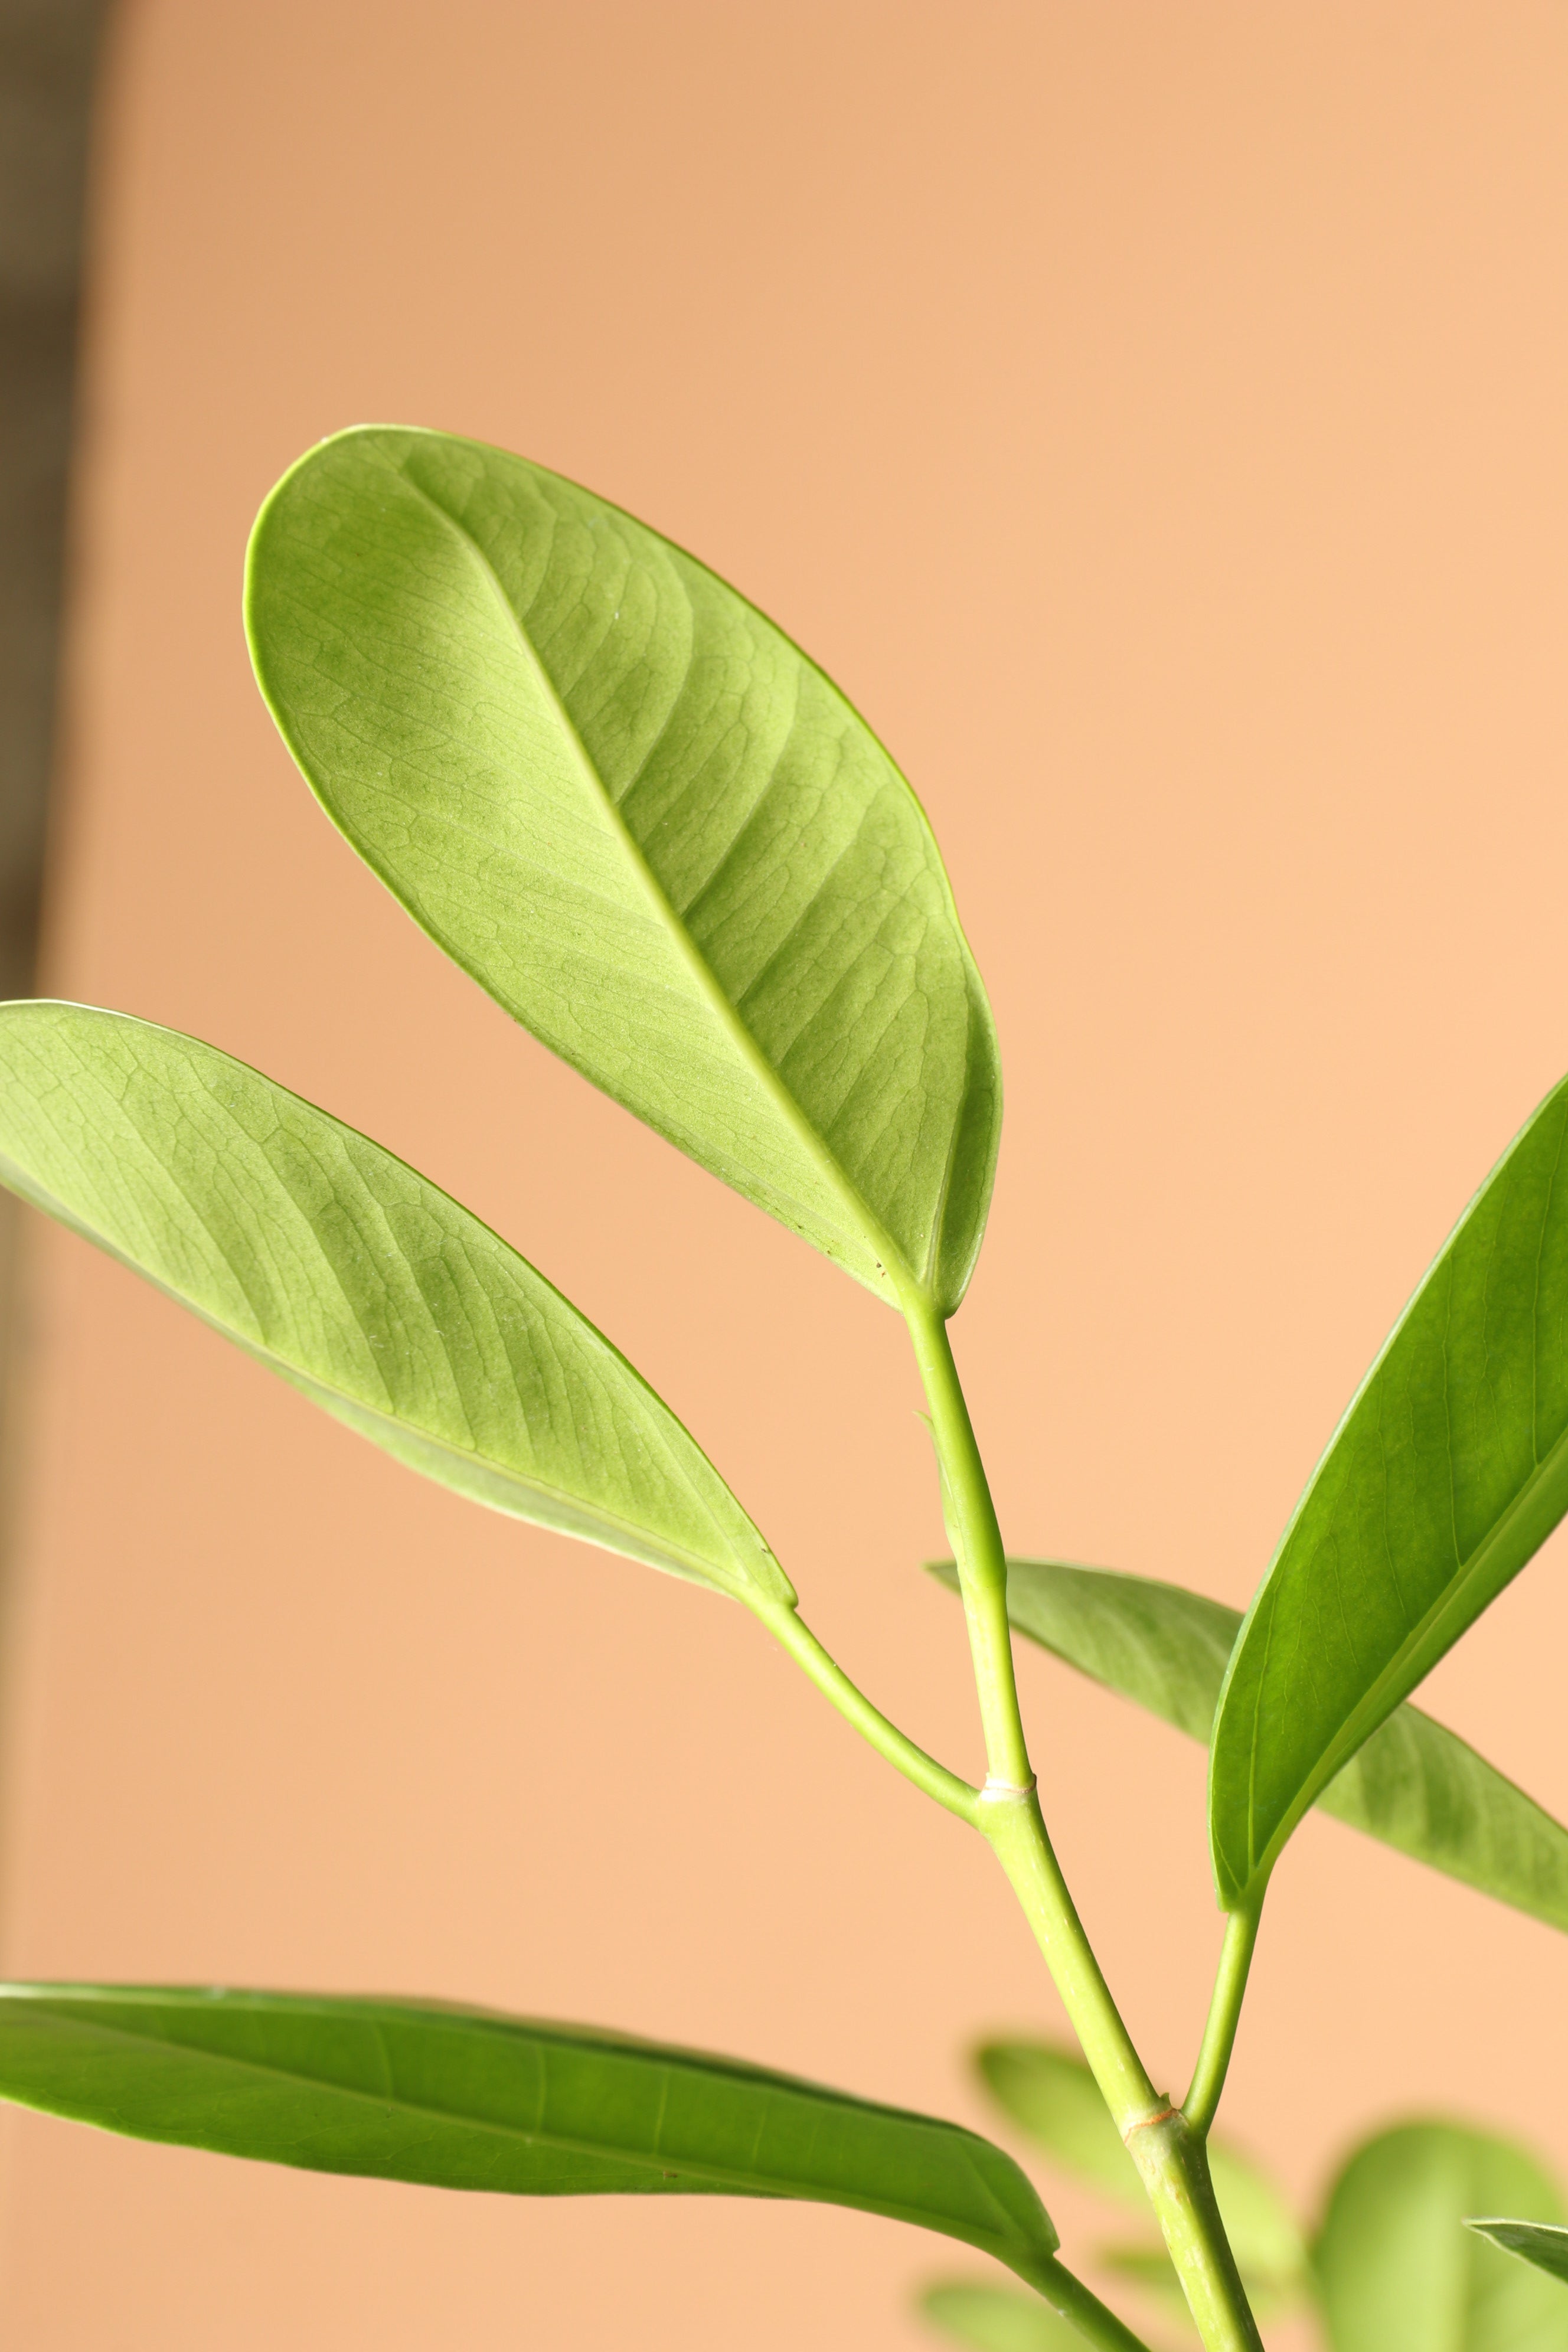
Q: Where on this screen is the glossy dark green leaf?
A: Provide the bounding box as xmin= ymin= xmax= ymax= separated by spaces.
xmin=1466 ymin=2220 xmax=1568 ymax=2288
xmin=1316 ymin=2121 xmax=1568 ymax=2352
xmin=975 ymin=2041 xmax=1303 ymax=2293
xmin=1210 ymin=1077 xmax=1568 ymax=1907
xmin=0 ymin=1003 xmax=788 ymax=1603
xmin=930 ymin=1559 xmax=1568 ymax=1932
xmin=246 ymin=427 xmax=1001 ymax=1314
xmin=920 ymin=2282 xmax=1087 ymax=2351
xmin=0 ymin=1987 xmax=1057 ymax=2282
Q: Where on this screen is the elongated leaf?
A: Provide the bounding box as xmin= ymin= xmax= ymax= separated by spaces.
xmin=1316 ymin=2122 xmax=1568 ymax=2352
xmin=246 ymin=427 xmax=1001 ymax=1315
xmin=921 ymin=2282 xmax=1087 ymax=2351
xmin=1467 ymin=2219 xmax=1568 ymax=2288
xmin=0 ymin=1987 xmax=1056 ymax=2282
xmin=930 ymin=1559 xmax=1568 ymax=1932
xmin=975 ymin=2041 xmax=1303 ymax=2293
xmin=0 ymin=1002 xmax=788 ymax=1603
xmin=1210 ymin=1076 xmax=1568 ymax=1907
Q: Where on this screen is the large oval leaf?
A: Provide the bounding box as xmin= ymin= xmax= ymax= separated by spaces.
xmin=1466 ymin=2219 xmax=1568 ymax=2288
xmin=931 ymin=1559 xmax=1568 ymax=1932
xmin=1210 ymin=1075 xmax=1568 ymax=1907
xmin=1316 ymin=2121 xmax=1568 ymax=2352
xmin=245 ymin=427 xmax=1001 ymax=1315
xmin=0 ymin=1986 xmax=1056 ymax=2283
xmin=0 ymin=1002 xmax=787 ymax=1603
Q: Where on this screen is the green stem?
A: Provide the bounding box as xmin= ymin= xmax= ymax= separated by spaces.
xmin=903 ymin=1296 xmax=1031 ymax=1788
xmin=756 ymin=1600 xmax=980 ymax=1824
xmin=903 ymin=1288 xmax=1263 ymax=2352
xmin=1033 ymin=2255 xmax=1155 ymax=2352
xmin=1183 ymin=1893 xmax=1263 ymax=2138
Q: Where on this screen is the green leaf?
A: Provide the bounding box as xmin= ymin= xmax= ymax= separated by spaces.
xmin=245 ymin=427 xmax=1001 ymax=1315
xmin=931 ymin=1559 xmax=1568 ymax=1933
xmin=1210 ymin=1076 xmax=1568 ymax=1907
xmin=1316 ymin=2121 xmax=1568 ymax=2352
xmin=920 ymin=2282 xmax=1086 ymax=2351
xmin=975 ymin=2041 xmax=1303 ymax=2293
xmin=0 ymin=1986 xmax=1057 ymax=2284
xmin=1466 ymin=2220 xmax=1568 ymax=2288
xmin=0 ymin=1002 xmax=788 ymax=1604
xmin=978 ymin=2041 xmax=1141 ymax=2208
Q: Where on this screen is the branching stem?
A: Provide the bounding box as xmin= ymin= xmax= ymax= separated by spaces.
xmin=901 ymin=1284 xmax=1264 ymax=2352
xmin=758 ymin=1600 xmax=980 ymax=1824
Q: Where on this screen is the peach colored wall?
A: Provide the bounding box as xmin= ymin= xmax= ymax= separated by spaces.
xmin=3 ymin=2 xmax=1568 ymax=2344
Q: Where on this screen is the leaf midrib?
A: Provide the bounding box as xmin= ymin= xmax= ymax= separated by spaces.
xmin=17 ymin=2007 xmax=1035 ymax=2252
xmin=0 ymin=1139 xmax=755 ymax=1600
xmin=1244 ymin=1413 xmax=1568 ymax=1892
xmin=396 ymin=467 xmax=913 ymax=1305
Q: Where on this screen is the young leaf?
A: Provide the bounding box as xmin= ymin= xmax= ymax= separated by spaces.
xmin=1315 ymin=2121 xmax=1568 ymax=2352
xmin=978 ymin=2040 xmax=1142 ymax=2208
xmin=1466 ymin=2219 xmax=1568 ymax=2288
xmin=246 ymin=427 xmax=1001 ymax=1315
xmin=920 ymin=2281 xmax=1089 ymax=2351
xmin=975 ymin=2041 xmax=1304 ymax=2294
xmin=0 ymin=1987 xmax=1057 ymax=2285
xmin=0 ymin=1002 xmax=788 ymax=1604
xmin=1210 ymin=1076 xmax=1568 ymax=1909
xmin=930 ymin=1559 xmax=1568 ymax=1933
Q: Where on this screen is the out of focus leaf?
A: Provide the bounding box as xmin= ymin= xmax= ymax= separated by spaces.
xmin=1316 ymin=2121 xmax=1568 ymax=2352
xmin=920 ymin=2282 xmax=1097 ymax=2351
xmin=975 ymin=2041 xmax=1304 ymax=2297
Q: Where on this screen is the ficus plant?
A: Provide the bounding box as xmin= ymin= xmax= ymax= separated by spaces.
xmin=0 ymin=426 xmax=1567 ymax=2349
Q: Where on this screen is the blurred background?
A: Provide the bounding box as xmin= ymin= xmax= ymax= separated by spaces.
xmin=0 ymin=2 xmax=1566 ymax=2344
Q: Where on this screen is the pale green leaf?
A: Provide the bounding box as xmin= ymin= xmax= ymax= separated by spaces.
xmin=1210 ymin=1076 xmax=1568 ymax=1907
xmin=0 ymin=1002 xmax=788 ymax=1603
xmin=920 ymin=2282 xmax=1087 ymax=2351
xmin=1099 ymin=2220 xmax=1302 ymax=2333
xmin=975 ymin=2042 xmax=1303 ymax=2292
xmin=929 ymin=1559 xmax=1568 ymax=1933
xmin=1316 ymin=2122 xmax=1568 ymax=2352
xmin=245 ymin=427 xmax=1001 ymax=1314
xmin=1466 ymin=2220 xmax=1568 ymax=2288
xmin=0 ymin=1986 xmax=1056 ymax=2282
xmin=978 ymin=2041 xmax=1140 ymax=2208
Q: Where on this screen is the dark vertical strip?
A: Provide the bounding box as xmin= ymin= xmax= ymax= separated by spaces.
xmin=0 ymin=0 xmax=110 ymax=1920
xmin=0 ymin=0 xmax=108 ymax=994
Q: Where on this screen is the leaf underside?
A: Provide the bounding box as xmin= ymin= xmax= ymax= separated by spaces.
xmin=245 ymin=426 xmax=1001 ymax=1314
xmin=1316 ymin=2122 xmax=1568 ymax=2352
xmin=1208 ymin=1076 xmax=1568 ymax=1907
xmin=1466 ymin=2219 xmax=1568 ymax=2289
xmin=0 ymin=1987 xmax=1056 ymax=2284
xmin=933 ymin=1558 xmax=1568 ymax=1933
xmin=0 ymin=1002 xmax=787 ymax=1604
